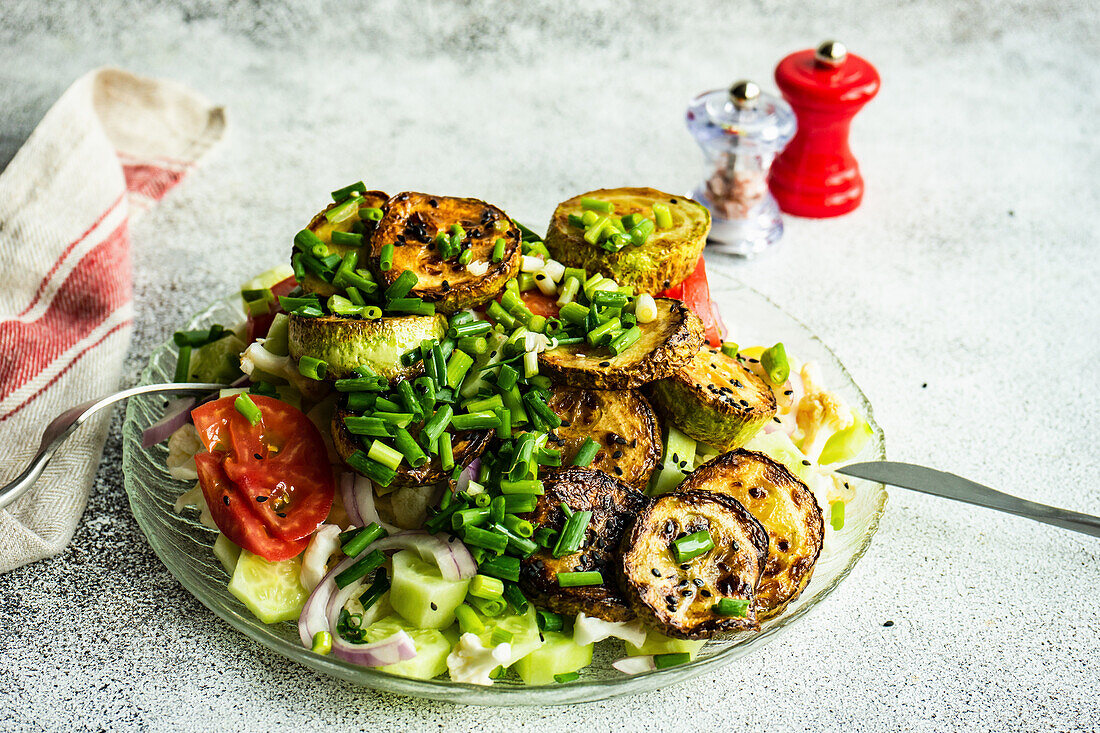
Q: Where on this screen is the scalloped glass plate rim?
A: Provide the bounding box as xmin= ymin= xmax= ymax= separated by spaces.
xmin=122 ymin=267 xmax=887 ymax=706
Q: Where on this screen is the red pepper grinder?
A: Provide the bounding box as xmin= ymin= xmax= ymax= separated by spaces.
xmin=768 ymin=41 xmax=880 ymax=218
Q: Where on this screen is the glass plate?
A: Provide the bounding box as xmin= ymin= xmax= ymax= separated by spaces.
xmin=122 ymin=266 xmax=887 ymax=706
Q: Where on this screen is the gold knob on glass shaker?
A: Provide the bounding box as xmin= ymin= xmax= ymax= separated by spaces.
xmin=814 ymin=40 xmax=848 ymax=67
xmin=728 ymin=80 xmax=761 ymax=110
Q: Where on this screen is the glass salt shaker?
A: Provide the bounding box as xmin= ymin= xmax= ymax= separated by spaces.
xmin=686 ymin=80 xmax=796 ymax=257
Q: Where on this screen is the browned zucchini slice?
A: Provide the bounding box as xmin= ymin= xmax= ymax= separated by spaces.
xmin=368 ymin=192 xmax=522 ymax=313
xmin=544 ymin=187 xmax=710 ymax=294
xmin=538 ymin=299 xmax=704 ymax=389
xmin=546 ymin=386 xmax=661 ymax=489
xmin=519 ymin=468 xmax=649 ymax=622
xmin=300 ymin=190 xmax=389 ymax=297
xmin=648 ymin=345 xmax=777 ymax=451
xmin=678 ymin=450 xmax=823 ymax=619
xmin=287 ymin=313 xmax=445 ymax=381
xmin=619 ymin=490 xmax=768 ymax=639
xmin=330 ymin=405 xmax=492 ymax=488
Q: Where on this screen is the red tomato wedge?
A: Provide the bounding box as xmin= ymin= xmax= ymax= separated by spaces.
xmin=520 ymin=289 xmax=561 ymax=319
xmin=192 ymin=395 xmax=334 ymax=554
xmin=195 ymin=452 xmax=309 ymax=561
xmin=658 ymin=257 xmax=726 ymax=347
xmin=247 ymin=276 xmax=298 ymax=342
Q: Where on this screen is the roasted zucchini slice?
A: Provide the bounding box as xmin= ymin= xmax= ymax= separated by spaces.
xmin=648 ymin=345 xmax=777 ymax=451
xmin=369 ymin=192 xmax=522 ymax=313
xmin=519 ymin=468 xmax=649 ymax=622
xmin=544 ymin=187 xmax=709 ymax=294
xmin=678 ymin=450 xmax=823 ymax=619
xmin=546 ymin=386 xmax=661 ymax=489
xmin=538 ymin=299 xmax=704 ymax=389
xmin=331 ymin=405 xmax=492 ymax=488
xmin=300 ymin=190 xmax=389 ymax=297
xmin=619 ymin=490 xmax=768 ymax=639
xmin=287 ymin=313 xmax=445 ymax=381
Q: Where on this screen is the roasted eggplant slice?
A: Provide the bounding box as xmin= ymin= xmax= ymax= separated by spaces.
xmin=369 ymin=192 xmax=522 ymax=313
xmin=288 ymin=313 xmax=445 ymax=381
xmin=331 ymin=405 xmax=492 ymax=488
xmin=300 ymin=190 xmax=389 ymax=297
xmin=538 ymin=299 xmax=704 ymax=389
xmin=678 ymin=450 xmax=823 ymax=619
xmin=648 ymin=345 xmax=777 ymax=450
xmin=544 ymin=187 xmax=709 ymax=294
xmin=546 ymin=386 xmax=661 ymax=489
xmin=519 ymin=468 xmax=649 ymax=622
xmin=619 ymin=490 xmax=768 ymax=639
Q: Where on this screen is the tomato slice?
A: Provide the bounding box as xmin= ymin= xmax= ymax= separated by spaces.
xmin=195 ymin=452 xmax=309 ymax=561
xmin=247 ymin=276 xmax=298 ymax=342
xmin=519 ymin=289 xmax=561 ymax=319
xmin=192 ymin=395 xmax=335 ymax=545
xmin=658 ymin=257 xmax=726 ymax=347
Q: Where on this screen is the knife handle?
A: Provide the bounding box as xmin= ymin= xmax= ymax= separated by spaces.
xmin=839 ymin=461 xmax=1100 ymax=539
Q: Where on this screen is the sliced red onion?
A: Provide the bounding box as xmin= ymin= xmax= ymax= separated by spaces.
xmin=455 ymin=458 xmax=480 ymax=493
xmin=368 ymin=531 xmax=476 ymax=582
xmin=141 ymin=398 xmax=196 ymax=448
xmin=339 ymin=473 xmax=364 ymax=527
xmin=351 ymin=474 xmax=400 ymax=534
xmin=331 ymin=629 xmax=416 ymax=667
xmin=298 ymin=553 xmax=355 ymax=647
xmin=612 ymin=655 xmax=657 ymax=675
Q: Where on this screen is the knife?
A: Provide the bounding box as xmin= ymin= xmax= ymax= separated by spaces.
xmin=836 ymin=461 xmax=1100 ymax=539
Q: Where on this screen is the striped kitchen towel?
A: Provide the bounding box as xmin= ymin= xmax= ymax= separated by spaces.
xmin=0 ymin=68 xmax=226 ymax=573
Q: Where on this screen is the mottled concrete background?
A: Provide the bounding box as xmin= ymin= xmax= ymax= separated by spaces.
xmin=1 ymin=1 xmax=1098 ymax=730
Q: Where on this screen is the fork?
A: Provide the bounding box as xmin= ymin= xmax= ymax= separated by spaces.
xmin=0 ymin=382 xmax=225 ymax=511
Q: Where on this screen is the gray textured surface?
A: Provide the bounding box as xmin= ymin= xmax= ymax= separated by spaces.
xmin=1 ymin=1 xmax=1099 ymax=730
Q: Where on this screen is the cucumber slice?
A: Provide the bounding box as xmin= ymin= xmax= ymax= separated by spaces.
xmin=360 ymin=615 xmax=453 ymax=680
xmin=389 ymin=550 xmax=471 ymax=630
xmin=476 ymin=606 xmax=541 ymax=666
xmin=241 ymin=264 xmax=295 ymax=293
xmin=189 ymin=334 xmax=247 ymax=384
xmin=625 ymin=631 xmax=706 ymax=659
xmin=228 ymin=550 xmax=308 ymax=624
xmin=213 ymin=533 xmax=241 ymax=575
xmin=264 ymin=313 xmax=290 ymax=356
xmin=514 ymin=630 xmax=593 ymax=685
xmin=649 ymin=424 xmax=696 ymax=495
xmin=743 ymin=430 xmax=814 ymax=483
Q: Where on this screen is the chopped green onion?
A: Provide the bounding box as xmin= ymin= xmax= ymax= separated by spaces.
xmin=489 ymin=495 xmax=506 ymax=525
xmin=503 ymin=514 xmax=534 ymax=538
xmin=311 ymin=630 xmax=333 ymax=655
xmin=491 ymin=522 xmax=539 ymax=557
xmin=325 ymin=195 xmax=364 ymax=224
xmin=384 ymin=269 xmax=418 ymax=301
xmin=455 ymin=604 xmax=484 ymax=634
xmin=362 ymin=305 xmax=382 ymax=319
xmin=359 ymin=206 xmax=384 ymax=221
xmin=629 ymin=217 xmax=655 ymax=247
xmin=533 ymin=527 xmax=558 ymax=548
xmin=468 ymin=595 xmax=506 ymax=617
xmin=587 ymin=316 xmax=621 ymax=346
xmin=721 ymin=341 xmax=740 ymax=358
xmin=523 ymin=391 xmax=562 ymax=429
xmin=461 ymin=525 xmax=509 ymax=554
xmin=486 ymin=300 xmax=518 ymax=329
xmin=469 ymin=574 xmax=505 ymax=600
xmin=830 ymin=500 xmax=845 ymax=531
xmin=450 ymin=411 xmax=501 ymax=431
xmin=536 ymin=609 xmax=563 ymax=632
xmin=490 ymin=626 xmax=513 ymax=646
xmin=234 ymin=393 xmax=263 ymax=426
xmin=393 ymin=426 xmax=429 ymax=467
xmin=174 ymin=345 xmax=192 ymax=383
xmin=358 ymin=569 xmax=390 ymax=611
xmin=554 ymin=671 xmax=579 ymax=683
xmin=713 ymin=598 xmax=750 ymax=617
xmin=581 ymin=197 xmax=615 ymax=214
xmin=450 ymin=319 xmax=492 ymax=339
xmin=456 ymin=336 xmax=487 ymax=356
xmin=334 ymin=376 xmax=388 ymax=392
xmin=558 ymin=302 xmax=589 ymax=326
xmin=331 ymin=181 xmax=365 ymax=202
xmin=652 ymin=203 xmax=673 ymax=229
xmin=492 ymin=237 xmax=506 ymax=262
xmin=342 ymin=415 xmax=391 ymax=437
xmin=571 ymin=436 xmax=599 ymax=467
xmin=553 ymin=510 xmax=591 ymax=558
xmin=761 ymin=342 xmax=790 ymax=385
xmin=334 ymin=548 xmax=385 ymax=588
xmin=477 ymin=554 xmax=520 ymax=582
xmin=583 ymin=216 xmax=610 ymax=245
xmin=439 ymin=432 xmax=454 ymax=471
xmin=609 ymin=325 xmax=641 ymax=356
xmin=557 ymin=571 xmax=603 ymax=587
xmin=502 ymin=494 xmax=537 ymax=514
xmin=452 ymin=507 xmax=491 ymax=530
xmin=671 ymin=530 xmax=714 ymax=563
xmin=445 ymin=349 xmax=475 ymax=389
xmin=297 ymin=356 xmax=328 ymax=381
xmin=387 ymin=297 xmax=435 ymax=316
xmin=346 ymin=450 xmax=397 ymax=486
xmin=342 ymin=522 xmax=387 ymax=557
xmin=331 ymin=230 xmax=364 ymax=247
xmin=502 ymin=582 xmax=528 ymax=614
xmin=368 ymin=439 xmax=404 ymax=471
xmin=379 ymin=243 xmax=395 ymax=271
xmin=293 ymin=229 xmax=325 ymax=254
xmin=654 ymin=652 xmax=691 ymax=669
xmin=499 ymin=479 xmax=543 ymax=495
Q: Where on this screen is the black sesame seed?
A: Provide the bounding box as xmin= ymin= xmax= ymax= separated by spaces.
xmin=680 ymin=563 xmax=690 ymax=570
xmin=700 ymin=589 xmax=711 ymax=598
xmin=692 ymin=578 xmax=704 ymax=587
xmin=921 ymin=383 xmax=928 ymax=389
xmin=277 ymin=512 xmax=287 ymax=518
xmin=431 ymin=602 xmax=438 ymax=611
xmin=883 ymin=620 xmax=894 ymax=627
xmin=535 ymin=273 xmax=545 ymax=281
xmin=598 ymin=361 xmax=610 ymax=367
xmin=651 ymin=568 xmax=662 ymax=577
xmin=612 ymin=450 xmax=623 ymax=459
xmin=429 ymin=198 xmax=438 ymax=208
xmin=783 ymin=389 xmax=793 ymax=396
xmin=801 ymin=460 xmax=811 ymax=466
xmin=613 ymin=467 xmax=623 ymax=476
xmin=441 ymin=280 xmax=451 ymax=291
xmin=681 ymin=588 xmax=693 ymax=597
xmin=256 ymin=496 xmax=267 ymax=502
xmin=223 ymin=496 xmax=230 ymax=506
xmin=560 ymin=420 xmax=571 ymax=427
xmin=254 ymin=453 xmax=263 ymax=460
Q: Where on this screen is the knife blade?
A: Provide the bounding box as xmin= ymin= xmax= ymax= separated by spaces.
xmin=836 ymin=461 xmax=1100 ymax=539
